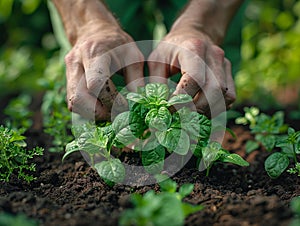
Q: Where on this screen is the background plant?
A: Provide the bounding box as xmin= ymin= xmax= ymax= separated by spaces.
xmin=0 ymin=212 xmax=38 ymax=226
xmin=290 ymin=196 xmax=300 ymax=226
xmin=235 ymin=0 xmax=300 ymax=109
xmin=119 ymin=175 xmax=203 ymax=226
xmin=236 ymin=106 xmax=300 ymax=179
xmin=0 ymin=125 xmax=44 ymax=182
xmin=3 ymin=93 xmax=33 ymax=133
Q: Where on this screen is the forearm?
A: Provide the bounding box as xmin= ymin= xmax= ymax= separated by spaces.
xmin=51 ymin=0 xmax=119 ymax=45
xmin=171 ymin=0 xmax=244 ymax=45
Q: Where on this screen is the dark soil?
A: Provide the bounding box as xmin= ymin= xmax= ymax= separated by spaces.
xmin=1 ymin=108 xmax=300 ymax=226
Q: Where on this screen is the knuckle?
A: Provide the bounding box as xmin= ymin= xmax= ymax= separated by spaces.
xmin=126 ymin=48 xmax=145 ymax=64
xmin=80 ymin=39 xmax=107 ymax=58
xmin=86 ymin=76 xmax=105 ymax=93
xmin=65 ymin=51 xmax=78 ymax=66
xmin=182 ymin=38 xmax=206 ymax=54
xmin=148 ymin=50 xmax=160 ymax=62
xmin=212 ymin=45 xmax=225 ymax=56
xmin=211 ymin=45 xmax=225 ymax=61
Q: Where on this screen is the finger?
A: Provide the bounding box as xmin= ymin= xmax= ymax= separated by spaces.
xmin=194 ymin=67 xmax=226 ymax=118
xmin=70 ymin=78 xmax=111 ymax=121
xmin=194 ymin=46 xmax=229 ymax=117
xmin=173 ymin=44 xmax=206 ymax=97
xmin=148 ymin=41 xmax=178 ymax=84
xmin=83 ymin=54 xmax=112 ymax=98
xmin=122 ymin=45 xmax=145 ymax=92
xmin=206 ymin=45 xmax=227 ymax=92
xmin=83 ymin=54 xmax=126 ymax=109
xmin=65 ymin=50 xmax=84 ymax=104
xmin=224 ymin=58 xmax=236 ymax=108
xmin=124 ymin=62 xmax=145 ymax=91
xmin=65 ymin=52 xmax=110 ymax=120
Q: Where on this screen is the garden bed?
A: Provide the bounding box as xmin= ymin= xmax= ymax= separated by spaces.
xmin=1 ymin=114 xmax=299 ymax=226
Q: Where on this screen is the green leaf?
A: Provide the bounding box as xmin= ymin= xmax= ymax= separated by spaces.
xmin=178 ymin=183 xmax=194 ymax=198
xmin=77 ymin=131 xmax=103 ymax=155
xmin=126 ymin=92 xmax=148 ymax=104
xmin=158 ymin=178 xmax=177 ymax=193
xmin=62 ymin=140 xmax=80 ymax=161
xmin=94 ymin=158 xmax=125 ymax=186
xmin=190 ymin=139 xmax=208 ymax=158
xmin=129 ymin=111 xmax=147 ymax=137
xmin=174 ymin=107 xmax=211 ymax=140
xmin=145 ymin=106 xmax=172 ymax=131
xmin=256 ymin=134 xmax=276 ymax=151
xmin=145 ymin=83 xmax=169 ymax=103
xmin=112 ymin=111 xmax=130 ymax=134
xmin=264 ymin=152 xmax=290 ymax=179
xmin=168 ymin=94 xmax=192 ymax=106
xmin=152 ymin=193 xmax=184 ymax=226
xmin=201 ymin=142 xmax=221 ymax=169
xmin=156 ymin=128 xmax=190 ymax=155
xmin=245 ymin=140 xmax=260 ymax=154
xmin=220 ymin=153 xmax=250 ymax=167
xmin=181 ymin=203 xmax=204 ymax=217
xmin=114 ymin=126 xmax=136 ymax=147
xmin=9 ymin=133 xmax=26 ymax=143
xmin=291 ymin=196 xmax=300 ymax=214
xmin=142 ymin=145 xmax=165 ymax=174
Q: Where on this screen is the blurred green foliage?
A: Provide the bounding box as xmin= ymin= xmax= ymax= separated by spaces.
xmin=236 ymin=0 xmax=300 ymax=108
xmin=0 ymin=0 xmax=299 ymax=127
xmin=0 ymin=0 xmax=58 ymax=97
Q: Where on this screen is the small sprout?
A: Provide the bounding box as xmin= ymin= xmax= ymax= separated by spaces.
xmin=236 ymin=107 xmax=300 ymax=179
xmin=119 ymin=176 xmax=203 ymax=226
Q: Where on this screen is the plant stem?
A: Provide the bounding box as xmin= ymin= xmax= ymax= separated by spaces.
xmin=90 ymin=154 xmax=95 ymax=167
xmin=293 ymin=144 xmax=298 ymax=164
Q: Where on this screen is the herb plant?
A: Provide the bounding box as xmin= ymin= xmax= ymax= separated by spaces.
xmin=41 ymin=80 xmax=73 ymax=152
xmin=4 ymin=93 xmax=33 ymax=133
xmin=0 ymin=212 xmax=38 ymax=226
xmin=290 ymin=196 xmax=300 ymax=226
xmin=0 ymin=125 xmax=44 ymax=182
xmin=64 ymin=83 xmax=249 ymax=185
xmin=119 ymin=175 xmax=203 ymax=226
xmin=198 ymin=141 xmax=249 ymax=176
xmin=236 ymin=107 xmax=300 ymax=178
xmin=235 ymin=107 xmax=288 ymax=152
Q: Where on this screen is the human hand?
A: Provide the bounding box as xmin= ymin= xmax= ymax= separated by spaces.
xmin=147 ymin=0 xmax=243 ymax=118
xmin=65 ymin=23 xmax=144 ymax=120
xmin=148 ymin=27 xmax=236 ymax=118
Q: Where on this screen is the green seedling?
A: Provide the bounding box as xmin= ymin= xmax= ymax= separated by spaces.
xmin=119 ymin=175 xmax=203 ymax=226
xmin=0 ymin=212 xmax=38 ymax=226
xmin=41 ymin=81 xmax=73 ymax=152
xmin=63 ymin=122 xmax=125 ymax=187
xmin=236 ymin=107 xmax=300 ymax=179
xmin=236 ymin=106 xmax=288 ymax=152
xmin=198 ymin=141 xmax=250 ymax=176
xmin=290 ymin=196 xmax=300 ymax=226
xmin=267 ymin=127 xmax=300 ymax=178
xmin=64 ymin=83 xmax=249 ymax=186
xmin=0 ymin=125 xmax=43 ymax=182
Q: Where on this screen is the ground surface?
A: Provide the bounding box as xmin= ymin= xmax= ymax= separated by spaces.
xmin=0 ymin=108 xmax=300 ymax=226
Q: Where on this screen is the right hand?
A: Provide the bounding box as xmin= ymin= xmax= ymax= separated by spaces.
xmin=65 ymin=22 xmax=144 ymax=120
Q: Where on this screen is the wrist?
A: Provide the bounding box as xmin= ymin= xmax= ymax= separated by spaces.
xmin=171 ymin=0 xmax=244 ymax=45
xmin=52 ymin=0 xmax=120 ymax=45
